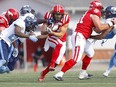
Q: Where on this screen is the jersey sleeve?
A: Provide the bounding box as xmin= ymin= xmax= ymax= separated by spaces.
xmin=44 ymin=12 xmax=51 ymax=19
xmin=14 ymin=19 xmax=25 ymax=29
xmin=62 ymin=14 xmax=70 ymax=26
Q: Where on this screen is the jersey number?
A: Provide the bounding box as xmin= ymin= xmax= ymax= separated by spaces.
xmin=79 ymin=12 xmax=87 ymax=23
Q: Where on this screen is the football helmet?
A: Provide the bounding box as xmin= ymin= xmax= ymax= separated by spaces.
xmin=90 ymin=0 xmax=104 ymax=10
xmin=5 ymin=8 xmax=19 ymax=25
xmin=52 ymin=4 xmax=64 ymax=14
xmin=24 ymin=16 xmax=36 ymax=32
xmin=20 ymin=5 xmax=32 ymax=15
xmin=52 ymin=4 xmax=64 ymax=21
xmin=105 ymin=6 xmax=116 ymax=19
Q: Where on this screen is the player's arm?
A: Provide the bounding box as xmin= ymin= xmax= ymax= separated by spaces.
xmin=41 ymin=24 xmax=49 ymax=35
xmin=36 ymin=18 xmax=47 ymax=24
xmin=14 ymin=24 xmax=29 ymax=38
xmin=90 ymin=28 xmax=112 ymax=40
xmin=91 ymin=14 xmax=114 ymax=33
xmin=49 ymin=23 xmax=69 ymax=38
xmin=36 ymin=34 xmax=48 ymax=39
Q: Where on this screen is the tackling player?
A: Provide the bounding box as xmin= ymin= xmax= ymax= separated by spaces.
xmin=90 ymin=6 xmax=116 ymax=77
xmin=38 ymin=4 xmax=70 ymax=82
xmin=53 ymin=0 xmax=116 ymax=81
xmin=0 ymin=5 xmax=51 ymax=73
xmin=0 ymin=8 xmax=19 ymax=73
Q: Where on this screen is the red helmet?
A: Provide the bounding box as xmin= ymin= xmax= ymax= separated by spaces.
xmin=5 ymin=8 xmax=19 ymax=24
xmin=52 ymin=4 xmax=64 ymax=14
xmin=90 ymin=0 xmax=104 ymax=10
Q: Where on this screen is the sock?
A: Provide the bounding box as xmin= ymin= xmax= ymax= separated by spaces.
xmin=33 ymin=64 xmax=38 ymax=72
xmin=61 ymin=59 xmax=76 ymax=73
xmin=107 ymin=53 xmax=115 ymax=71
xmin=42 ymin=65 xmax=50 ymax=77
xmin=50 ymin=44 xmax=62 ymax=67
xmin=82 ymin=55 xmax=92 ymax=70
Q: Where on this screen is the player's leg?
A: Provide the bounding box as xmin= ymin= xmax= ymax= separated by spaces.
xmin=33 ymin=56 xmax=38 ymax=72
xmin=38 ymin=39 xmax=56 ymax=82
xmin=38 ymin=63 xmax=58 ymax=82
xmin=49 ymin=43 xmax=63 ymax=71
xmin=78 ymin=39 xmax=94 ymax=79
xmin=103 ymin=52 xmax=116 ymax=77
xmin=54 ymin=32 xmax=86 ymax=81
xmin=0 ymin=40 xmax=10 ymax=67
xmin=7 ymin=56 xmax=19 ymax=71
xmin=39 ymin=41 xmax=66 ymax=81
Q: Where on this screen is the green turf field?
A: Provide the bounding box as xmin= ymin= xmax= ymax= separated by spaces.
xmin=0 ymin=70 xmax=116 ymax=87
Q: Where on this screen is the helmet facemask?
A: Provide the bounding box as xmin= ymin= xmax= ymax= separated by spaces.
xmin=24 ymin=16 xmax=36 ymax=32
xmin=52 ymin=12 xmax=64 ymax=22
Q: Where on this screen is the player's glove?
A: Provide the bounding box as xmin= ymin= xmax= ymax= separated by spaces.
xmin=12 ymin=48 xmax=18 ymax=57
xmin=29 ymin=35 xmax=38 ymax=42
xmin=45 ymin=27 xmax=52 ymax=33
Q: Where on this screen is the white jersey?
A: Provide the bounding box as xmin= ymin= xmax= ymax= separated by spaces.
xmin=106 ymin=18 xmax=116 ymax=34
xmin=0 ymin=13 xmax=34 ymax=47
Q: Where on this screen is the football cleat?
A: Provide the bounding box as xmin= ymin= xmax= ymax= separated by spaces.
xmin=0 ymin=66 xmax=10 ymax=74
xmin=0 ymin=60 xmax=6 ymax=67
xmin=49 ymin=66 xmax=55 ymax=71
xmin=103 ymin=70 xmax=110 ymax=77
xmin=78 ymin=71 xmax=93 ymax=80
xmin=53 ymin=76 xmax=63 ymax=81
xmin=87 ymin=74 xmax=93 ymax=79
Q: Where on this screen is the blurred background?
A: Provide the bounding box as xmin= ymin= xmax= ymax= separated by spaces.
xmin=0 ymin=0 xmax=116 ymax=72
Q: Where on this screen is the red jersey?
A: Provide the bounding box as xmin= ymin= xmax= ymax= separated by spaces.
xmin=75 ymin=8 xmax=101 ymax=39
xmin=0 ymin=14 xmax=9 ymax=28
xmin=44 ymin=12 xmax=70 ymax=42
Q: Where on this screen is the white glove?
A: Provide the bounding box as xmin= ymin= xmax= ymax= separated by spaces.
xmin=46 ymin=27 xmax=52 ymax=33
xmin=29 ymin=35 xmax=38 ymax=42
xmin=12 ymin=48 xmax=18 ymax=57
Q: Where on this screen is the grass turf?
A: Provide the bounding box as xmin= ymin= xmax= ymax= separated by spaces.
xmin=0 ymin=70 xmax=116 ymax=87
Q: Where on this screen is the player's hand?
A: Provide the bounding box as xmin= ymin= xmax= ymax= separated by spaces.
xmin=12 ymin=48 xmax=18 ymax=57
xmin=29 ymin=35 xmax=38 ymax=42
xmin=112 ymin=18 xmax=116 ymax=24
xmin=45 ymin=27 xmax=52 ymax=33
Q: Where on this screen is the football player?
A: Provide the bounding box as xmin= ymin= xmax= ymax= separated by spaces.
xmin=90 ymin=6 xmax=116 ymax=77
xmin=53 ymin=0 xmax=116 ymax=81
xmin=0 ymin=5 xmax=51 ymax=74
xmin=38 ymin=4 xmax=70 ymax=82
xmin=0 ymin=8 xmax=19 ymax=73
